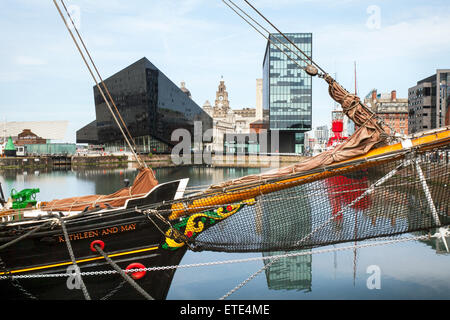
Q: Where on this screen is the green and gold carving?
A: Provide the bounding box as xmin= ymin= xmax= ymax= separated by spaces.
xmin=162 ymin=198 xmax=255 ymax=250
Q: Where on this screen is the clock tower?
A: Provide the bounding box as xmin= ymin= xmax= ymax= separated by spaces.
xmin=214 ymin=77 xmax=230 ymax=113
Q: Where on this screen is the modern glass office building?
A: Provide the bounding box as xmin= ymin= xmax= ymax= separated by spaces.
xmin=77 ymin=57 xmax=213 ymax=153
xmin=263 ymin=33 xmax=312 ymax=153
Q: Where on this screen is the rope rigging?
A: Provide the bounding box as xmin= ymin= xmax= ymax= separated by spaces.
xmin=58 ymin=214 xmax=91 ymax=300
xmin=0 ymin=0 xmax=449 ymax=301
xmin=241 ymin=0 xmax=326 ymax=75
xmin=0 ymin=147 xmax=447 ymax=228
xmin=221 ymin=0 xmax=398 ymax=138
xmin=222 ymin=0 xmax=313 ymax=73
xmin=91 ymin=242 xmax=154 ymax=300
xmin=52 ymin=0 xmax=147 ymax=171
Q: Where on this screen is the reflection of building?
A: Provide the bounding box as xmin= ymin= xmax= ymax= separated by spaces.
xmin=260 ymin=183 xmax=312 ymax=291
xmin=77 ymin=57 xmax=212 ymax=153
xmin=408 ymin=70 xmax=450 ymax=134
xmin=326 ymin=173 xmax=370 ymax=221
xmin=262 ymin=250 xmax=312 ymax=292
xmin=364 ymin=89 xmax=408 ymax=135
xmin=367 ymin=189 xmax=408 ymax=227
xmin=263 ymin=33 xmax=313 ymax=153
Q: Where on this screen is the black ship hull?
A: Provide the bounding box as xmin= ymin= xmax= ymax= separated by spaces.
xmin=0 ymin=179 xmax=189 ymax=300
xmin=1 ymin=246 xmax=186 ymax=300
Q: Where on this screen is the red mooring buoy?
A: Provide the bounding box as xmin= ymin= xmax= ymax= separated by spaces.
xmin=126 ymin=263 xmax=146 ymax=280
xmin=90 ymin=240 xmax=105 ymax=252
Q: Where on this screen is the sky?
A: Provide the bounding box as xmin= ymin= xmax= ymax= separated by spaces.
xmin=0 ymin=0 xmax=449 ymax=143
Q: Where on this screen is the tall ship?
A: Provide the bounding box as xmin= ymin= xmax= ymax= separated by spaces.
xmin=0 ymin=0 xmax=449 ymax=300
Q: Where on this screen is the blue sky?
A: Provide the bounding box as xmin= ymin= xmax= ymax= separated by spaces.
xmin=0 ymin=0 xmax=449 ymax=143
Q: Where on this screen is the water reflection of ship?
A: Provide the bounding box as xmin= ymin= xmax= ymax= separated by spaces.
xmin=412 ymin=175 xmax=450 ymax=255
xmin=325 ymin=103 xmax=370 ymax=287
xmin=325 ymin=106 xmax=371 ymax=221
xmin=325 ymin=173 xmax=371 ymax=221
xmin=324 ymin=171 xmax=370 ymax=287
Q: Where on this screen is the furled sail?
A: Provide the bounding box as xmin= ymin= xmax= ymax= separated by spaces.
xmin=40 ymin=168 xmax=158 ymax=212
xmin=207 ymin=74 xmax=389 ymax=190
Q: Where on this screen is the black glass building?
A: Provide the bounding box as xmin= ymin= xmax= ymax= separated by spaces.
xmin=76 ymin=120 xmax=98 ymax=145
xmin=263 ymin=33 xmax=312 ymax=153
xmin=77 ymin=57 xmax=212 ymax=153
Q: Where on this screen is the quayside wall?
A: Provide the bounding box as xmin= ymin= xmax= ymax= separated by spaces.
xmin=0 ymin=154 xmax=309 ymax=169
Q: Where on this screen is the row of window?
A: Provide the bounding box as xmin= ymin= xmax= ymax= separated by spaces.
xmin=104 ymin=135 xmax=170 ymax=153
xmin=271 ymin=110 xmax=311 ymax=115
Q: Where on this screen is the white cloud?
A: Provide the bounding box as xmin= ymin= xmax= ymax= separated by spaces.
xmin=315 ymin=13 xmax=450 ymax=63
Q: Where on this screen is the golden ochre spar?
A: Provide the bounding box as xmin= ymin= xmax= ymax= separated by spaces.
xmin=169 ymin=128 xmax=450 ymax=219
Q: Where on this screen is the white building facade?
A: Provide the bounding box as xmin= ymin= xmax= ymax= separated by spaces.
xmin=202 ymin=79 xmax=263 ymax=153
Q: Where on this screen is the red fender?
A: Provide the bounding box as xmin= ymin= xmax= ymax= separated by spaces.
xmin=126 ymin=263 xmax=146 ymax=280
xmin=90 ymin=240 xmax=105 ymax=252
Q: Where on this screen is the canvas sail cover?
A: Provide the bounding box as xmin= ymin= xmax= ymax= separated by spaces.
xmin=207 ymin=75 xmax=388 ymax=190
xmin=40 ymin=168 xmax=158 ymax=212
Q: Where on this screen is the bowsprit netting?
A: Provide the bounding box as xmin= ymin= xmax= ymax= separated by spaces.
xmin=165 ymin=148 xmax=449 ymax=253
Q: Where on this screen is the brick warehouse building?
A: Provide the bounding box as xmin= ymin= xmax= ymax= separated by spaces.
xmin=364 ymin=89 xmax=408 ymax=135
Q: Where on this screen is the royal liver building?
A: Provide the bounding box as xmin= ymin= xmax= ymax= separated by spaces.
xmin=202 ymin=78 xmax=264 ymax=153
